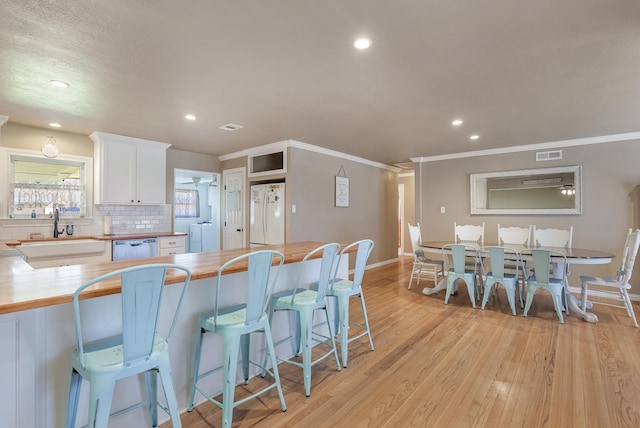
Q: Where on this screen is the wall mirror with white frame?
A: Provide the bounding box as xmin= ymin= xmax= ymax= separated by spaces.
xmin=470 ymin=165 xmax=582 ymax=215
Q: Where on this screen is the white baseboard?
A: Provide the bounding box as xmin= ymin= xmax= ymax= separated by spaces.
xmin=350 ymin=257 xmax=399 ymax=275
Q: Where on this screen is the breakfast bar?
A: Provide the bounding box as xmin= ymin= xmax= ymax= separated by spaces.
xmin=0 ymin=241 xmax=346 ymax=428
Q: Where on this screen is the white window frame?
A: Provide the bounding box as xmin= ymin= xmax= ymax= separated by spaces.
xmin=0 ymin=147 xmax=93 ymax=219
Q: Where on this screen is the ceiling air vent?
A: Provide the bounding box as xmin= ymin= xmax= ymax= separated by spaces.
xmin=535 ymin=150 xmax=562 ymax=161
xmin=219 ymin=123 xmax=243 ymax=131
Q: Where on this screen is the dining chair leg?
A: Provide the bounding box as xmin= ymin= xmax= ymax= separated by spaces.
xmin=480 ymin=280 xmax=495 ymax=310
xmin=523 ymin=287 xmax=536 ymax=317
xmin=466 ymin=279 xmax=477 ymax=308
xmin=551 ymin=293 xmax=565 ymax=324
xmin=621 ymin=289 xmax=639 ymax=327
xmin=505 ymin=285 xmax=517 ymax=316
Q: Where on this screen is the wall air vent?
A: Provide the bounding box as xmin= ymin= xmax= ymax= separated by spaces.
xmin=219 ymin=123 xmax=243 ymax=131
xmin=535 ymin=150 xmax=562 ymax=161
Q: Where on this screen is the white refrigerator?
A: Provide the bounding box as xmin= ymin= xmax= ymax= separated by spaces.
xmin=250 ymin=182 xmax=285 ymax=245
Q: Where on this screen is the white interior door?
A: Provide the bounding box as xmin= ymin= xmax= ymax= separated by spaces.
xmin=223 ymin=167 xmax=245 ymax=249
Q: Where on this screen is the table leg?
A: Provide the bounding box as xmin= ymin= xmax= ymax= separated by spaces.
xmin=422 ymin=278 xmax=447 ymax=295
xmin=563 ymin=277 xmax=598 ymax=323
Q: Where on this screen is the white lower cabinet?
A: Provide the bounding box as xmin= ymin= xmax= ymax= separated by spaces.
xmin=158 ymin=236 xmax=186 ymax=256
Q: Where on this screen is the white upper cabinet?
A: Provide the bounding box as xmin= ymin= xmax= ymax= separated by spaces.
xmin=90 ymin=132 xmax=171 ymax=204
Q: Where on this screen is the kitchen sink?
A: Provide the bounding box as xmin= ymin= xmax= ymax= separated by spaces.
xmin=17 ymin=239 xmax=107 ymax=259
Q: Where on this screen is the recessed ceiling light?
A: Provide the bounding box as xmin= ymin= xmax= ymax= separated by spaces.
xmin=49 ymin=122 xmax=61 ymax=128
xmin=185 ymin=114 xmax=196 ymax=121
xmin=470 ymin=134 xmax=480 ymax=140
xmin=353 ymin=38 xmax=371 ymax=49
xmin=219 ymin=123 xmax=243 ymax=131
xmin=452 ymin=119 xmax=463 ymax=126
xmin=50 ymin=80 xmax=69 ymax=88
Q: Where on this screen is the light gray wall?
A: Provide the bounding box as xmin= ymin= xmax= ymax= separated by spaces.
xmin=416 ymin=139 xmax=640 ymax=293
xmin=399 ymin=174 xmax=415 ymax=254
xmin=0 ymin=122 xmax=93 ymax=156
xmin=287 ymin=147 xmax=398 ymax=265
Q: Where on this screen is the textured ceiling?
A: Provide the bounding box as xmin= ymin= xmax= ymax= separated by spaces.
xmin=1 ymin=0 xmax=639 ymax=166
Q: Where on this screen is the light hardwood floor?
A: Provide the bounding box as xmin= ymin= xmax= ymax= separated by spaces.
xmin=162 ymin=257 xmax=640 ymax=427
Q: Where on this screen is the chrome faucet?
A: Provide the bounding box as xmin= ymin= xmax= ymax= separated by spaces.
xmin=53 ymin=208 xmax=64 ymax=238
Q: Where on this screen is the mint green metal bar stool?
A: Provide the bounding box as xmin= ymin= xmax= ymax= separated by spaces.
xmin=188 ymin=250 xmax=287 ymax=428
xmin=325 ymin=239 xmax=375 ymax=368
xmin=267 ymin=242 xmax=342 ymax=397
xmin=66 ymin=263 xmax=192 ymax=428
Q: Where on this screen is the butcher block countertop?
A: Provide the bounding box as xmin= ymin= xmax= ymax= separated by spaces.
xmin=0 ymin=241 xmax=333 ymax=315
xmin=3 ymin=232 xmax=187 ymax=247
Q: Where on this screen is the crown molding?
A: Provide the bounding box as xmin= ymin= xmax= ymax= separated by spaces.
xmin=89 ymin=131 xmax=171 ymax=149
xmin=410 ymin=131 xmax=640 ymax=163
xmin=219 ymin=139 xmax=400 ymax=172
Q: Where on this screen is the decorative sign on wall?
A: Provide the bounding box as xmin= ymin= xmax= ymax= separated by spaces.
xmin=335 ymin=165 xmax=349 ymax=207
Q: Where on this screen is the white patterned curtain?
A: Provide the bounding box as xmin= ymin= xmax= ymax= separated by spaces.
xmin=174 ymin=189 xmax=200 ymax=218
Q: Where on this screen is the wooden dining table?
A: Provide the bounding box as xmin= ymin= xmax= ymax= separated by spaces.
xmin=418 ymin=241 xmax=615 ymax=324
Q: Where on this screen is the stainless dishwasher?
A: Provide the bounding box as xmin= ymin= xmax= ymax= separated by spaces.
xmin=112 ymin=238 xmax=158 ymax=261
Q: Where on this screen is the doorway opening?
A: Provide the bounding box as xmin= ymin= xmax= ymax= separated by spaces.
xmin=174 ymin=168 xmax=220 ymax=253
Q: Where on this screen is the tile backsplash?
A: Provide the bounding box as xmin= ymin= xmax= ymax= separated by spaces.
xmin=0 ymin=204 xmax=172 ymax=240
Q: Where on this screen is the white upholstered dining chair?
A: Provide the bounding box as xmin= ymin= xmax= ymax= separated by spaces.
xmin=454 ymin=222 xmax=485 ymax=244
xmin=498 ymin=224 xmax=532 ymax=298
xmin=407 ymin=223 xmax=444 ymax=289
xmin=498 ymin=224 xmax=532 ymax=246
xmin=533 ymin=226 xmax=573 ymax=248
xmin=580 ymin=228 xmax=640 ymax=328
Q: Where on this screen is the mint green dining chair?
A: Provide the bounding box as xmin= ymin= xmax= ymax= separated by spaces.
xmin=66 ymin=263 xmax=192 ymax=428
xmin=480 ymin=246 xmax=522 ymax=315
xmin=523 ymin=249 xmax=568 ymax=323
xmin=267 ymin=242 xmax=341 ymax=397
xmin=443 ymin=244 xmax=480 ymax=307
xmin=326 ymin=239 xmax=375 ymax=368
xmin=187 ymin=250 xmax=286 ymax=428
